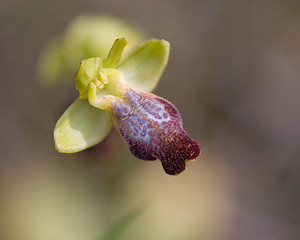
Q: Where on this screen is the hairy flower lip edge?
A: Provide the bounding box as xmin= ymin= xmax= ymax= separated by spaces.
xmin=159 ymin=134 xmax=201 ymax=175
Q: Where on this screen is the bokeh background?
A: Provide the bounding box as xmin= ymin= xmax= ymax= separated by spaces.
xmin=1 ymin=0 xmax=300 ymax=239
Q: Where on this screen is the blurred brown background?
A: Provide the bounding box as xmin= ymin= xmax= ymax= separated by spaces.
xmin=1 ymin=0 xmax=300 ymax=240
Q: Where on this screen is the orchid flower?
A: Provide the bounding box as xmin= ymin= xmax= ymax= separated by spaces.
xmin=54 ymin=38 xmax=201 ymax=175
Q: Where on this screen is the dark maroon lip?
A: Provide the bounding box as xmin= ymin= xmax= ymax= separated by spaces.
xmin=110 ymin=88 xmax=201 ymax=175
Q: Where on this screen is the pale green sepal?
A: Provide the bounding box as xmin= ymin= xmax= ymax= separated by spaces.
xmin=54 ymin=98 xmax=112 ymax=153
xmin=75 ymin=57 xmax=102 ymax=98
xmin=117 ymin=39 xmax=170 ymax=92
xmin=103 ymin=38 xmax=128 ymax=68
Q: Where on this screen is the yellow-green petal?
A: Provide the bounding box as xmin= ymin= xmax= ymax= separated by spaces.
xmin=117 ymin=39 xmax=170 ymax=92
xmin=54 ymin=98 xmax=112 ymax=153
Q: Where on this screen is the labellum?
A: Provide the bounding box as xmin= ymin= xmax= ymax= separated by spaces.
xmin=109 ymin=87 xmax=200 ymax=175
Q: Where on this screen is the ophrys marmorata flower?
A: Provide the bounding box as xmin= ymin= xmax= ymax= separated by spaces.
xmin=54 ymin=38 xmax=200 ymax=175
